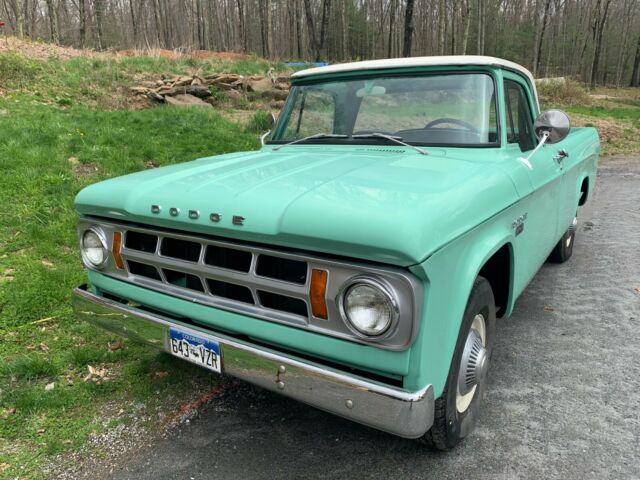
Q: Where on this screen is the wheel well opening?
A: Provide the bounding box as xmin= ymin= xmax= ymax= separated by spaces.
xmin=479 ymin=244 xmax=511 ymax=318
xmin=579 ymin=177 xmax=589 ymax=206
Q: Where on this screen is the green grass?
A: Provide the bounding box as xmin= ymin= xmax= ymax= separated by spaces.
xmin=538 ymin=82 xmax=640 ymax=156
xmin=0 ymin=84 xmax=259 ymax=477
xmin=245 ymin=110 xmax=274 ymax=133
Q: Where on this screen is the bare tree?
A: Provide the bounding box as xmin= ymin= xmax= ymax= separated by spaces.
xmin=403 ymin=0 xmax=415 ymax=57
xmin=533 ymin=0 xmax=552 ymax=77
xmin=630 ymin=33 xmax=640 ymax=86
xmin=590 ymin=0 xmax=613 ymax=86
xmin=0 ymin=0 xmax=638 ymax=87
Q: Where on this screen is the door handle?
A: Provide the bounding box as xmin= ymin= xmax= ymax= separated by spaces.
xmin=553 ymin=149 xmax=569 ymax=164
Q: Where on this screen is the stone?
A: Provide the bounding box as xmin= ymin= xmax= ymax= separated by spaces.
xmin=164 ymin=94 xmax=212 ymax=107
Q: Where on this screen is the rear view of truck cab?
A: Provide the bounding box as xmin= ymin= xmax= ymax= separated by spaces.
xmin=73 ymin=56 xmax=599 ymax=449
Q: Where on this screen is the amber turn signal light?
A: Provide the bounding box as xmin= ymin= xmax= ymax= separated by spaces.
xmin=112 ymin=231 xmax=125 ymax=269
xmin=309 ymin=269 xmax=328 ymax=319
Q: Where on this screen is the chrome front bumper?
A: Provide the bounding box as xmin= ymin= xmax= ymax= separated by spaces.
xmin=72 ymin=285 xmax=434 ymax=438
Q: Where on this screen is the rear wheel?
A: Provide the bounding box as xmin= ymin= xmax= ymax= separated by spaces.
xmin=549 ymin=215 xmax=577 ymax=263
xmin=420 ymin=276 xmax=496 ymax=450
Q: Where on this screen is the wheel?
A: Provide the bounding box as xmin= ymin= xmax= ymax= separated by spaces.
xmin=420 ymin=276 xmax=496 ymax=450
xmin=549 ymin=216 xmax=577 ymax=263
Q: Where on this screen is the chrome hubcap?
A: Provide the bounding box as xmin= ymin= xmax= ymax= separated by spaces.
xmin=456 ymin=314 xmax=487 ymax=413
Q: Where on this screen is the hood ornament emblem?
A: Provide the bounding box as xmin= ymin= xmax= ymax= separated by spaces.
xmin=151 ymin=205 xmax=244 ymax=226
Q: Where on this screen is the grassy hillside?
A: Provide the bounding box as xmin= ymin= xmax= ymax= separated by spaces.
xmin=537 ymin=80 xmax=640 ymax=155
xmin=0 ymin=50 xmax=267 ymax=479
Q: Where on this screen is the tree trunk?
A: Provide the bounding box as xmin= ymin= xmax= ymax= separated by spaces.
xmin=266 ymin=0 xmax=273 ymax=58
xmin=630 ymin=34 xmax=640 ymax=87
xmin=315 ymin=0 xmax=331 ymax=61
xmin=295 ymin=0 xmax=302 ymax=58
xmin=303 ymin=0 xmax=319 ymax=59
xmin=236 ymin=0 xmax=246 ymax=52
xmin=78 ymin=0 xmax=86 ymax=47
xmin=438 ymin=0 xmax=445 ymax=55
xmin=387 ymin=0 xmax=396 ymax=58
xmin=451 ymin=0 xmax=457 ymax=55
xmin=402 ymin=0 xmax=415 ymax=57
xmin=95 ymin=0 xmax=105 ymax=50
xmin=590 ymin=0 xmax=612 ymax=87
xmin=461 ymin=0 xmax=471 ymax=54
xmin=129 ymin=0 xmax=138 ymax=46
xmin=196 ymin=0 xmax=205 ymax=49
xmin=341 ymin=0 xmax=347 ymax=59
xmin=16 ymin=0 xmax=25 ymax=37
xmin=533 ymin=0 xmax=552 ymax=77
xmin=476 ymin=0 xmax=484 ymax=55
xmin=150 ymin=0 xmax=161 ymax=46
xmin=45 ymin=0 xmax=59 ymax=43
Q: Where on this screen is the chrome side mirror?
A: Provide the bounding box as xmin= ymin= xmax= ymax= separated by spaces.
xmin=534 ymin=109 xmax=570 ymax=144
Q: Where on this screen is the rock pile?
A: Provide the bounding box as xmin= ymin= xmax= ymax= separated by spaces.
xmin=130 ymin=69 xmax=290 ymax=108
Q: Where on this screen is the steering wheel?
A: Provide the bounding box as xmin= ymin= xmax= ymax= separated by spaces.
xmin=424 ymin=118 xmax=478 ymax=132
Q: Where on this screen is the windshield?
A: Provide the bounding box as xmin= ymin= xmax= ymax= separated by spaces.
xmin=269 ymin=73 xmax=498 ymax=146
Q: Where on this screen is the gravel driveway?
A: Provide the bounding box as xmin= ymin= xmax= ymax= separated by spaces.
xmin=97 ymin=156 xmax=640 ymax=480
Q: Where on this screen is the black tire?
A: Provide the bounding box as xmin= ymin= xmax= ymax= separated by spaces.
xmin=549 ymin=216 xmax=577 ymax=263
xmin=419 ymin=276 xmax=496 ymax=450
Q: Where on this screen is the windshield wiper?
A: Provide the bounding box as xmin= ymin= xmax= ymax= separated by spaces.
xmin=272 ymin=133 xmax=348 ymax=151
xmin=352 ymin=133 xmax=428 ymax=155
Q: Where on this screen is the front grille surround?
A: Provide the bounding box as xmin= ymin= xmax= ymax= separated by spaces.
xmin=78 ymin=218 xmax=423 ymax=350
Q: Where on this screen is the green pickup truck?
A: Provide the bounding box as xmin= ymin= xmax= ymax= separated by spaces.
xmin=72 ymin=56 xmax=599 ymax=449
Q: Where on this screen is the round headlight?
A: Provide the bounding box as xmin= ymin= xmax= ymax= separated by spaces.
xmin=81 ymin=228 xmax=108 ymax=268
xmin=342 ymin=281 xmax=396 ymax=336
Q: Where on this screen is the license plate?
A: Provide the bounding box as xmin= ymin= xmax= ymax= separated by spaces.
xmin=168 ymin=328 xmax=221 ymax=373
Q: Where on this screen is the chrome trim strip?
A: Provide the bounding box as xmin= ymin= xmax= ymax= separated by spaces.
xmin=73 ymin=285 xmax=434 ymax=438
xmin=77 ymin=218 xmax=423 ymax=350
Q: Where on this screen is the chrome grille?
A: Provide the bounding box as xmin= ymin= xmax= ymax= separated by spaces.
xmin=121 ymin=228 xmax=310 ymax=322
xmin=78 ymin=218 xmax=423 ymax=350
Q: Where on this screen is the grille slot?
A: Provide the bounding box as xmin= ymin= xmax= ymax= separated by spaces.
xmin=258 ymin=291 xmax=308 ymax=317
xmin=204 ymin=245 xmax=252 ymax=273
xmin=127 ymin=260 xmax=162 ymax=281
xmin=256 ymin=255 xmax=308 ymax=285
xmin=125 ymin=231 xmax=157 ymax=253
xmin=163 ymin=269 xmax=204 ymax=292
xmin=207 ymin=278 xmax=254 ymax=304
xmin=160 ymin=237 xmax=201 ymax=262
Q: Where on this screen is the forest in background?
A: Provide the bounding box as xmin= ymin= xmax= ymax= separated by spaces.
xmin=1 ymin=0 xmax=639 ymax=87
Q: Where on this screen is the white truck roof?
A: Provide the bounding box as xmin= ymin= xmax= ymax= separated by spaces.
xmin=292 ymin=55 xmax=539 ymax=107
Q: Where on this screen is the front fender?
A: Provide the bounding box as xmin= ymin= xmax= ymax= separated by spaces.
xmin=405 ymin=210 xmax=517 ymax=396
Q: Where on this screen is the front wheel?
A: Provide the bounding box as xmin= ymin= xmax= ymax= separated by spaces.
xmin=549 ymin=216 xmax=577 ymax=263
xmin=420 ymin=276 xmax=496 ymax=450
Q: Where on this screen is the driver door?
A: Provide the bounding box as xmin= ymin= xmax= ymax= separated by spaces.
xmin=503 ymin=76 xmax=563 ymax=286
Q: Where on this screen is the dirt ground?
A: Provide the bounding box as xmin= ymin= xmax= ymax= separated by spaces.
xmin=58 ymin=155 xmax=640 ymax=480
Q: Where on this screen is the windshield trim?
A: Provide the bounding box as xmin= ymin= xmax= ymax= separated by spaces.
xmin=268 ymin=69 xmax=502 ymax=149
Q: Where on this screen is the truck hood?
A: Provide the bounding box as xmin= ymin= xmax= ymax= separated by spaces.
xmin=75 ymin=145 xmax=518 ymax=266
